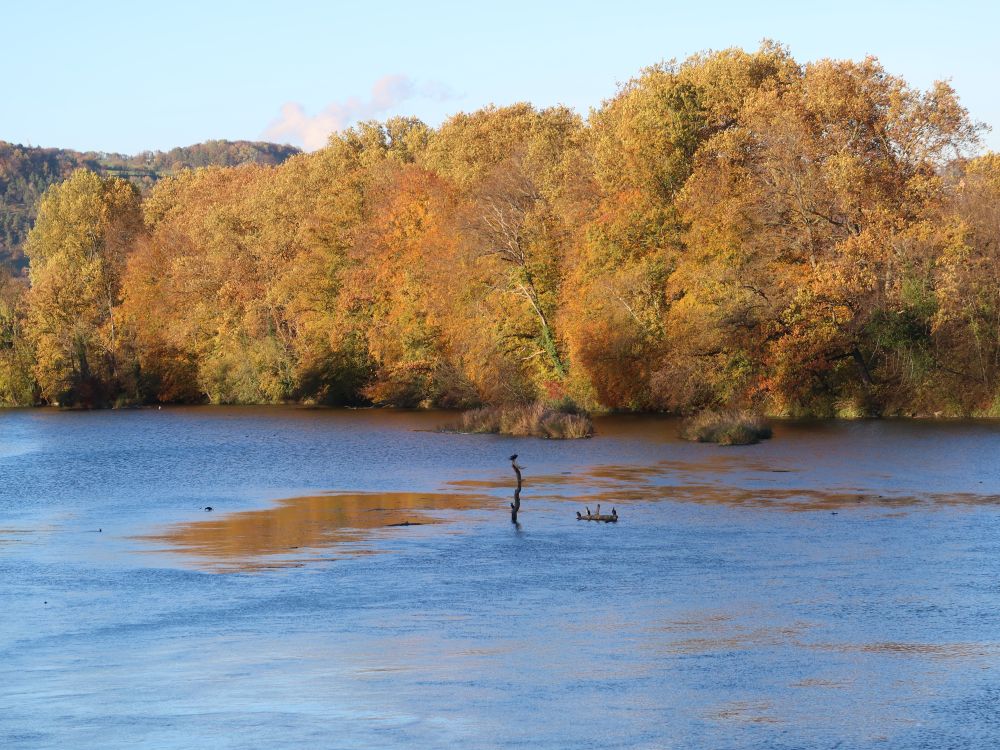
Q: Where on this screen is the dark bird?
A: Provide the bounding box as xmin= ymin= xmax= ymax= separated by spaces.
xmin=204 ymin=506 xmax=213 ymax=512
xmin=509 ymin=454 xmax=518 ymax=461
xmin=612 ymin=508 xmax=617 ymax=517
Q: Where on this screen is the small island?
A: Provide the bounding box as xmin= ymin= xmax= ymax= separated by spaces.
xmin=680 ymin=409 xmax=773 ymax=446
xmin=441 ymin=402 xmax=593 ymax=439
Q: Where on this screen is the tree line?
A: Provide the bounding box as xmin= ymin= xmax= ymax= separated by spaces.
xmin=2 ymin=43 xmax=998 ymax=417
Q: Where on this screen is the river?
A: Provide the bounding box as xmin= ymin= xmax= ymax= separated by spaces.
xmin=2 ymin=407 xmax=999 ymax=748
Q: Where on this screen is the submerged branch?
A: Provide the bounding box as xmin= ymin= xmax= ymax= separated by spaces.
xmin=511 ymin=457 xmax=522 ymax=523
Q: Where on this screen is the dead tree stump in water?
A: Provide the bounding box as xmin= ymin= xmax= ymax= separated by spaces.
xmin=510 ymin=455 xmax=522 ymax=524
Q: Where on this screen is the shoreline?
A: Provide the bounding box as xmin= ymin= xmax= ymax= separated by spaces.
xmin=7 ymin=401 xmax=1000 ymax=422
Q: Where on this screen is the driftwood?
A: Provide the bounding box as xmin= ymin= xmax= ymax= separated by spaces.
xmin=510 ymin=455 xmax=522 ymax=523
xmin=577 ymin=503 xmax=618 ymax=523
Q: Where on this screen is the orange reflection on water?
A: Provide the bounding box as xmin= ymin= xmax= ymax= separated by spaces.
xmin=451 ymin=465 xmax=1000 ymax=512
xmin=139 ymin=491 xmax=492 ymax=572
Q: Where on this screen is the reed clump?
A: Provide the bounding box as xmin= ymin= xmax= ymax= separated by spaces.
xmin=680 ymin=409 xmax=772 ymax=445
xmin=447 ymin=402 xmax=593 ymax=439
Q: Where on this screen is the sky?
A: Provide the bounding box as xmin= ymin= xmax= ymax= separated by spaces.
xmin=4 ymin=0 xmax=998 ymax=154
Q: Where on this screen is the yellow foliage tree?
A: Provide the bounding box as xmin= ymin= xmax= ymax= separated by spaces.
xmin=25 ymin=170 xmax=142 ymax=405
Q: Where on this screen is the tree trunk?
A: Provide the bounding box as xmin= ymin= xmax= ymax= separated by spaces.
xmin=851 ymin=346 xmax=874 ymax=387
xmin=511 ymin=460 xmax=522 ymax=523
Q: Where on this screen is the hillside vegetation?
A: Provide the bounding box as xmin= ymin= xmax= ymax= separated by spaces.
xmin=0 ymin=140 xmax=300 ymax=270
xmin=1 ymin=44 xmax=999 ymax=418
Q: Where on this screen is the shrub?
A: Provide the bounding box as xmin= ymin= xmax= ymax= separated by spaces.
xmin=445 ymin=401 xmax=593 ymax=439
xmin=680 ymin=409 xmax=772 ymax=445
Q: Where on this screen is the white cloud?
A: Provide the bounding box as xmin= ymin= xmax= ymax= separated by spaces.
xmin=263 ymin=74 xmax=458 ymax=151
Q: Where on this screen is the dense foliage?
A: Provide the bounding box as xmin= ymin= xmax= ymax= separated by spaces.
xmin=2 ymin=45 xmax=998 ymax=416
xmin=0 ymin=140 xmax=300 ymax=270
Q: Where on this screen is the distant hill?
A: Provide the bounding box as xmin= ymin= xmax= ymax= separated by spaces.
xmin=0 ymin=139 xmax=301 ymax=272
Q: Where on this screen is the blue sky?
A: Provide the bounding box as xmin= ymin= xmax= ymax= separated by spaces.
xmin=5 ymin=0 xmax=998 ymax=153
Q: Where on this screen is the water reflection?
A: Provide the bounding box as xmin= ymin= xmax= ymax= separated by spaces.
xmin=790 ymin=677 xmax=853 ymax=689
xmin=139 ymin=492 xmax=493 ymax=572
xmin=809 ymin=641 xmax=1000 ymax=659
xmin=708 ymin=699 xmax=781 ymax=724
xmin=447 ymin=462 xmax=1000 ymax=512
xmin=139 ymin=452 xmax=1000 ymax=574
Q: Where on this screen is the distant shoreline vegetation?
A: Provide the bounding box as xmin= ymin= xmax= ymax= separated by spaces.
xmin=1 ymin=43 xmax=999 ymax=418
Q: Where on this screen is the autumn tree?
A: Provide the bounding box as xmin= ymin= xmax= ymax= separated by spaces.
xmin=338 ymin=163 xmax=477 ymax=406
xmin=25 ymin=170 xmax=143 ymax=405
xmin=562 ymin=43 xmax=795 ymax=409
xmin=677 ymin=56 xmax=979 ymax=415
xmin=424 ymin=104 xmax=582 ymax=402
xmin=928 ymin=154 xmax=1000 ymax=412
xmin=0 ymin=270 xmax=34 ymax=405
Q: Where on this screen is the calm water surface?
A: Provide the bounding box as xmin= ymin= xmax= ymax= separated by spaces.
xmin=2 ymin=407 xmax=1000 ymax=749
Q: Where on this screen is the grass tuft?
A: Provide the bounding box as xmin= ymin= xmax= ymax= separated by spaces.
xmin=445 ymin=402 xmax=594 ymax=439
xmin=680 ymin=409 xmax=773 ymax=445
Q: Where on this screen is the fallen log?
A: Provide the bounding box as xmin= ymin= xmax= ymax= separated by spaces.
xmin=576 ymin=503 xmax=618 ymax=523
